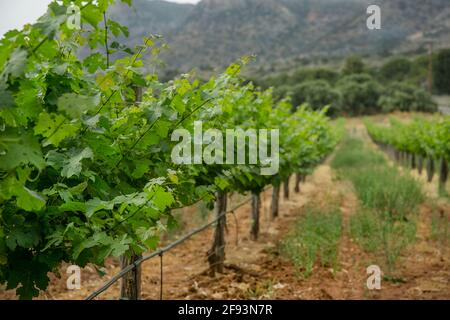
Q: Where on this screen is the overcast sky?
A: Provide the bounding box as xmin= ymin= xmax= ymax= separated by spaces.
xmin=0 ymin=0 xmax=201 ymax=36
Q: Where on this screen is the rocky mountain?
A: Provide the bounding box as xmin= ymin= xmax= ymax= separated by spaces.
xmin=111 ymin=0 xmax=450 ymax=73
xmin=109 ymin=0 xmax=194 ymax=37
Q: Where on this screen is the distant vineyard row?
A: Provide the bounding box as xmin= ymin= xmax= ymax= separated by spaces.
xmin=365 ymin=116 xmax=450 ymax=192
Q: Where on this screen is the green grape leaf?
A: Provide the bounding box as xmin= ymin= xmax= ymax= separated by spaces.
xmin=58 ymin=201 xmax=87 ymax=213
xmin=83 ymin=53 xmax=106 ymax=73
xmin=34 ymin=112 xmax=80 ymax=147
xmin=72 ymin=233 xmax=105 ymax=260
xmin=107 ymin=20 xmax=129 ymax=37
xmin=121 ymin=0 xmax=132 ymax=6
xmin=152 ymin=188 xmax=175 ymax=210
xmin=85 ymin=198 xmax=114 ymax=218
xmin=137 ymin=132 xmax=160 ymax=148
xmin=0 ymin=130 xmax=45 ymax=171
xmin=57 ymin=93 xmax=101 ymax=119
xmin=132 ymin=159 xmax=152 ymax=179
xmin=214 ymin=177 xmax=230 ymax=191
xmin=68 ymin=181 xmax=88 ymax=196
xmin=171 ymin=94 xmax=186 ymax=113
xmin=0 ymin=228 xmax=7 ymax=265
xmin=0 ymin=84 xmax=15 ymax=109
xmin=136 ymin=228 xmax=159 ymax=250
xmin=154 ymin=120 xmax=171 ymax=138
xmin=2 ymin=48 xmax=27 ymax=78
xmin=82 ymin=5 xmax=103 ymax=27
xmin=4 ymin=251 xmax=52 ymax=299
xmin=61 ymin=147 xmax=94 ymax=178
xmin=96 ymin=73 xmax=115 ymax=91
xmin=14 ymin=82 xmax=42 ymax=122
xmin=34 ymin=9 xmax=66 ymax=38
xmin=98 ymin=0 xmax=115 ymax=12
xmin=109 ymin=237 xmax=131 ymax=257
xmin=5 ymin=226 xmax=40 ymax=250
xmin=16 ymin=187 xmax=46 ymax=211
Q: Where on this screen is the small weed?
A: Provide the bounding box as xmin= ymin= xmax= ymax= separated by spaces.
xmin=245 ymin=280 xmax=275 ymax=299
xmin=281 ymin=207 xmax=342 ymax=278
xmin=335 ymin=136 xmax=421 ymax=274
xmin=351 ymin=167 xmax=424 ymax=219
xmin=383 ymin=275 xmax=407 ymax=284
xmin=349 ymin=209 xmax=382 ymax=253
xmin=350 ymin=209 xmax=417 ymax=274
xmin=331 ymin=138 xmax=386 ymax=171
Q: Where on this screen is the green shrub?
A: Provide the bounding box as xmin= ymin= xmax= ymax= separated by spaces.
xmin=272 ymin=84 xmax=292 ymax=102
xmin=336 ymin=74 xmax=382 ymax=115
xmin=342 ymin=56 xmax=366 ymax=75
xmin=378 ymin=82 xmax=437 ymax=113
xmin=433 ymin=48 xmax=450 ymax=95
xmin=337 ymin=74 xmax=374 ymax=85
xmin=291 ymin=67 xmax=339 ymax=85
xmin=290 ymin=80 xmax=340 ymax=115
xmin=379 ymin=57 xmax=413 ymax=82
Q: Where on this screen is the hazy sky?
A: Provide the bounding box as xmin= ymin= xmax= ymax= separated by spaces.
xmin=0 ymin=0 xmax=201 ymax=36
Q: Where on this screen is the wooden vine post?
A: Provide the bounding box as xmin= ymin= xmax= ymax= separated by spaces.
xmin=134 ymin=85 xmax=143 ymax=103
xmin=439 ymin=158 xmax=448 ymax=192
xmin=283 ymin=176 xmax=290 ymax=199
xmin=120 ymin=86 xmax=143 ymax=300
xmin=389 ymin=146 xmax=395 ymax=161
xmin=427 ymin=157 xmax=435 ymax=182
xmin=250 ymin=192 xmax=261 ymax=240
xmin=208 ymin=192 xmax=227 ymax=276
xmin=271 ymin=184 xmax=280 ymax=219
xmin=402 ymin=152 xmax=408 ymax=167
xmin=120 ymin=254 xmax=142 ymax=300
xmin=394 ymin=150 xmax=400 ymax=163
xmin=418 ymin=155 xmax=423 ymax=175
xmin=294 ymin=173 xmax=302 ymax=193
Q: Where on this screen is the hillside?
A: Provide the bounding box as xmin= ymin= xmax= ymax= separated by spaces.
xmin=109 ymin=0 xmax=194 ymax=36
xmin=111 ymin=0 xmax=450 ymax=73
